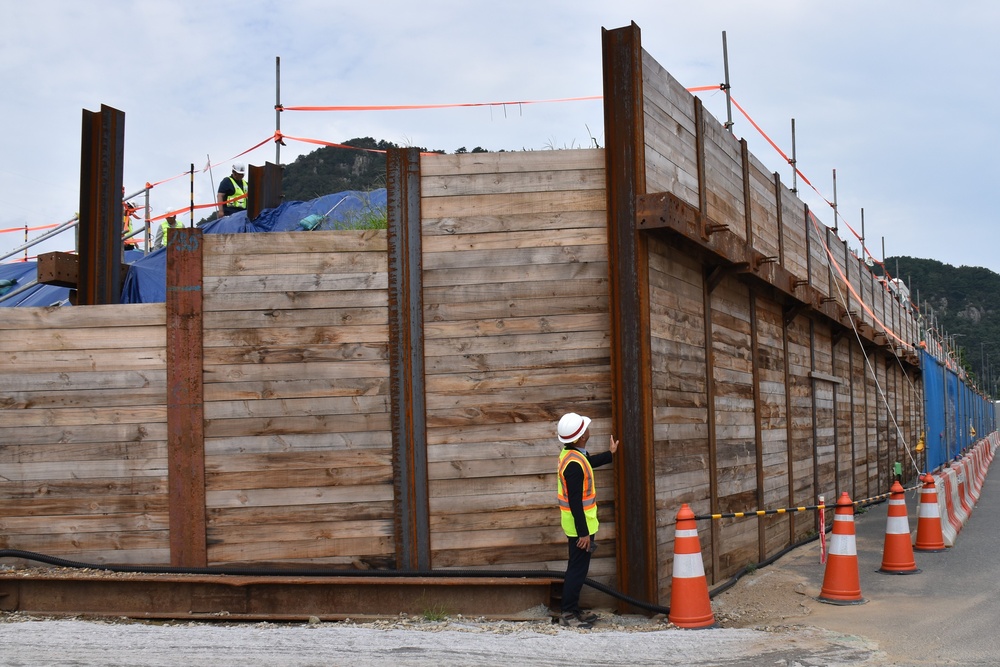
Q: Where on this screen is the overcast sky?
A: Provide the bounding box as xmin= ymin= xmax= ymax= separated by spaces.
xmin=2 ymin=1 xmax=997 ymax=279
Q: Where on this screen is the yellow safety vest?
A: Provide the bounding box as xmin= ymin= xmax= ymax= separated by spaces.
xmin=160 ymin=219 xmax=182 ymax=246
xmin=557 ymin=448 xmax=599 ymax=537
xmin=226 ymin=177 xmax=248 ymax=210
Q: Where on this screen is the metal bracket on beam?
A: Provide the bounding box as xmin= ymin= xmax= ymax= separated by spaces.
xmin=756 ymin=255 xmax=778 ymax=266
xmin=783 ymin=303 xmax=808 ymax=327
xmin=705 ymin=223 xmax=729 ymax=235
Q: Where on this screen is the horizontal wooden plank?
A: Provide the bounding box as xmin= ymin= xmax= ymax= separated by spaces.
xmin=204 ymin=377 xmax=388 ymax=402
xmin=205 ymin=431 xmax=391 ymax=456
xmin=207 ymin=291 xmax=389 ymax=315
xmin=206 ymin=466 xmax=393 ymax=490
xmin=205 ymin=230 xmax=386 ymax=255
xmin=203 ymin=269 xmax=387 ymax=293
xmin=203 ymin=343 xmax=388 ymax=366
xmin=204 ymin=395 xmax=390 ymax=420
xmin=421 ymin=167 xmax=605 ymax=198
xmin=205 ymin=483 xmax=393 ymax=509
xmin=207 ymin=501 xmax=394 ymax=526
xmin=0 ymin=303 xmax=164 ymax=330
xmin=0 ymin=326 xmax=165 ymax=352
xmin=0 ymin=405 xmax=165 ymax=428
xmin=0 ymin=347 xmax=166 ymax=372
xmin=0 ymin=386 xmax=165 ymax=410
xmin=0 ymin=440 xmax=164 ymax=464
xmin=425 ymin=294 xmax=608 ymax=322
xmin=203 ymin=324 xmax=388 ymax=347
xmin=424 ymin=312 xmax=606 ymax=340
xmin=203 ymin=250 xmax=387 ymax=278
xmin=423 ymin=260 xmax=607 ymax=288
xmin=204 ymin=360 xmax=389 ymax=383
xmin=425 ymin=329 xmax=610 ymax=357
xmin=422 ymin=210 xmax=606 ymax=237
xmin=203 ymin=413 xmax=391 ymax=438
xmin=420 ymin=149 xmax=604 ymax=177
xmin=0 ymin=369 xmax=165 ymax=393
xmin=421 ymin=189 xmax=606 ymax=220
xmin=422 ymin=227 xmax=607 ymax=253
xmin=0 ymin=512 xmax=168 ymax=534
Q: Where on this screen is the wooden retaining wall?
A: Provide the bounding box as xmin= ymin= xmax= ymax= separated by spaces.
xmin=200 ymin=232 xmax=394 ymax=568
xmin=0 ymin=21 xmax=930 ymax=613
xmin=0 ymin=304 xmax=168 ymax=564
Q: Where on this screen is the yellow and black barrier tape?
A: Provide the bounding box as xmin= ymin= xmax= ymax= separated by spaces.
xmin=692 ymin=480 xmax=923 ymax=521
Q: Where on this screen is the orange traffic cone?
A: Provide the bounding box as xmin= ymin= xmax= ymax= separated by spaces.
xmin=668 ymin=504 xmax=716 ymax=628
xmin=878 ymin=481 xmax=920 ymax=574
xmin=818 ymin=492 xmax=866 ymax=605
xmin=914 ymin=474 xmax=947 ymax=552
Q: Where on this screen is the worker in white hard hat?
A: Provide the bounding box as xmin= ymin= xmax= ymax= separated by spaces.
xmin=555 ymin=412 xmax=619 ymax=628
xmin=217 ymin=163 xmax=248 ymax=218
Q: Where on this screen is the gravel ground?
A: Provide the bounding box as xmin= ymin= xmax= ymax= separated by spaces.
xmin=0 ymin=604 xmax=883 ymax=667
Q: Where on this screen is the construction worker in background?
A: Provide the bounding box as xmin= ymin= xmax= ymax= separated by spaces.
xmin=155 ymin=214 xmax=184 ymax=249
xmin=217 ymin=163 xmax=248 ymax=217
xmin=123 ymin=201 xmax=140 ymax=248
xmin=555 ymin=412 xmax=618 ymax=629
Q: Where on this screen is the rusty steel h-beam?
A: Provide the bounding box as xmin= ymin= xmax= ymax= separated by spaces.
xmin=602 ymin=22 xmax=659 ymax=611
xmin=386 ymin=147 xmax=432 ymax=571
xmin=166 ymin=227 xmax=207 ymax=567
xmin=77 ymin=104 xmax=125 ymax=305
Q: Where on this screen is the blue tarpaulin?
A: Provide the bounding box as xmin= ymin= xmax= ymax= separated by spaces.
xmin=0 ymin=190 xmax=386 ymax=307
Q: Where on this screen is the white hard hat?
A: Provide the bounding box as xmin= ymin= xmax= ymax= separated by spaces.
xmin=232 ymin=163 xmax=245 ymax=174
xmin=557 ymin=412 xmax=591 ymax=444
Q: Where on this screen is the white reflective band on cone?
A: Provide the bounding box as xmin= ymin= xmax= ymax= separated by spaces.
xmin=828 ymin=533 xmax=858 ymax=556
xmin=834 ymin=514 xmax=854 ymax=523
xmin=672 ymin=552 xmax=706 ymax=578
xmin=885 ymin=516 xmax=910 ymax=534
xmin=919 ymin=502 xmax=940 ymax=518
xmin=674 ymin=529 xmax=699 ymax=538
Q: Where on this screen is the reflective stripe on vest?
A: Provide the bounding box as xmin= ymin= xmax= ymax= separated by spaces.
xmin=227 ymin=177 xmax=248 ymax=209
xmin=557 ymin=448 xmax=599 ymax=537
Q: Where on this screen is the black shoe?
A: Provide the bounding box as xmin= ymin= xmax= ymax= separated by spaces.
xmin=558 ymin=611 xmax=594 ymax=629
xmin=577 ymin=610 xmax=599 ymax=624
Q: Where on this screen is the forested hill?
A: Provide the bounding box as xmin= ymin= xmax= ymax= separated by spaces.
xmin=280 ymin=137 xmax=487 ymax=202
xmin=882 ymin=256 xmax=1000 ymax=391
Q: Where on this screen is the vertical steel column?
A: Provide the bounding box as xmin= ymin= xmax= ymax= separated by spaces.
xmin=386 ymin=147 xmax=431 ymax=571
xmin=602 ymin=23 xmax=657 ymax=607
xmin=773 ymin=173 xmax=785 ymax=267
xmin=166 ymin=228 xmax=206 ymax=567
xmin=748 ymin=293 xmax=765 ymax=561
xmin=77 ymin=104 xmax=125 ymax=305
xmin=741 ymin=140 xmax=754 ymax=246
xmin=696 ymin=97 xmax=721 ymax=578
xmin=782 ymin=308 xmax=796 ymax=542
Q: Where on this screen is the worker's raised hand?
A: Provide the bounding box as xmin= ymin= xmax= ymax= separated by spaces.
xmin=610 ymin=435 xmax=619 ymax=454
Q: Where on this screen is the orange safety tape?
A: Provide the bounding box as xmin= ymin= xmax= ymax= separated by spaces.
xmin=810 ymin=210 xmax=912 ymax=350
xmin=275 ymin=132 xmax=440 ymax=157
xmin=0 ymin=223 xmax=63 ymax=235
xmin=729 ymin=95 xmax=918 ymax=311
xmin=273 ymin=132 xmax=384 ymax=153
